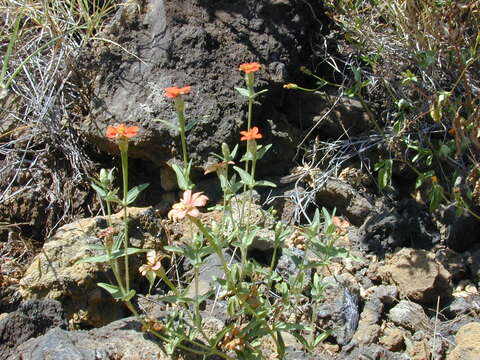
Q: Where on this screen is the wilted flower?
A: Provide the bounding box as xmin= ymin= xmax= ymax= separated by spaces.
xmin=239 ymin=62 xmax=261 ymax=74
xmin=106 ymin=124 xmax=139 ymax=140
xmin=139 ymin=250 xmax=164 ymax=276
xmin=164 ymin=86 xmax=191 ymax=98
xmin=97 ymin=227 xmax=117 ymax=248
xmin=204 ymin=160 xmax=235 ymax=175
xmin=222 ymin=327 xmax=246 ymax=352
xmin=168 ymin=190 xmax=209 ymax=221
xmin=240 ymin=126 xmax=262 ymax=141
xmin=142 ymin=316 xmax=165 ymax=333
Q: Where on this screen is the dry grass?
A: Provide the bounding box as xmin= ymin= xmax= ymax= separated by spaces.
xmin=0 ymin=0 xmax=118 ymax=238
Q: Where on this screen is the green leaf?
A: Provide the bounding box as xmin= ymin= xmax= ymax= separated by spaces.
xmin=254 ymin=180 xmax=276 ymax=188
xmin=375 ymin=159 xmax=392 ymax=191
xmin=126 ymin=183 xmax=149 ymax=205
xmin=185 ymin=119 xmax=198 ymax=132
xmin=233 ymin=166 xmax=254 ymax=187
xmin=171 ymin=163 xmax=193 ymax=190
xmin=314 ymin=331 xmax=331 ymax=346
xmin=146 ymin=270 xmax=156 ymax=294
xmin=159 ymin=295 xmax=196 ymax=304
xmin=87 ymin=244 xmax=107 ymax=251
xmin=104 ymin=191 xmax=121 ymax=204
xmin=91 ymin=182 xmax=107 ymax=198
xmin=109 ymin=247 xmax=148 ymax=260
xmin=77 ymin=254 xmax=110 ymax=264
xmin=235 ymin=87 xmax=251 ymax=97
xmin=429 ymin=184 xmax=444 ymax=212
xmin=122 ymin=289 xmax=136 ymax=301
xmin=156 ymin=119 xmax=179 ymax=132
xmin=163 ymin=245 xmax=186 ymax=255
xmin=241 ymin=229 xmax=258 ymax=248
xmin=256 ymin=144 xmax=272 ymax=160
xmin=97 ymin=282 xmax=124 ymax=300
xmin=275 ymin=322 xmax=311 ymax=332
xmin=252 ymin=89 xmax=269 ymax=98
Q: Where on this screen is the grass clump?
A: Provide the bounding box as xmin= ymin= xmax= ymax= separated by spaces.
xmin=288 ymin=0 xmax=480 ymax=220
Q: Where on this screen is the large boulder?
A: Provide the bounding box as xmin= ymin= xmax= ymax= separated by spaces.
xmin=76 ymin=0 xmax=326 ymax=181
xmin=18 ymin=207 xmax=161 ymax=327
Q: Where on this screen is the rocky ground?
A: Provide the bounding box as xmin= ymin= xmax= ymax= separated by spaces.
xmin=1 ymin=0 xmax=480 ymax=359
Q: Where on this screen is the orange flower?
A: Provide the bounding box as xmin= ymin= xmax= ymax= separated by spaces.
xmin=106 ymin=124 xmax=139 ymax=139
xmin=239 ymin=62 xmax=261 ymax=74
xmin=164 ymin=86 xmax=191 ymax=98
xmin=168 ymin=190 xmax=209 ymax=221
xmin=240 ymin=126 xmax=262 ymax=141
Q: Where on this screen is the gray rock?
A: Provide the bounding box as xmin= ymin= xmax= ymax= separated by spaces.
xmin=388 ymin=300 xmax=430 ymax=332
xmin=435 ymin=248 xmax=467 ymax=282
xmin=360 ymin=200 xmax=439 ymax=255
xmin=185 ymin=251 xmax=236 ymax=298
xmin=9 ymin=317 xmax=186 ymax=360
xmin=448 ymin=296 xmax=480 ymax=316
xmin=351 ymin=298 xmax=382 ymax=345
xmin=317 ymin=276 xmax=360 ymax=345
xmin=442 ymin=206 xmax=480 ymax=252
xmin=277 ymin=248 xmax=311 ymax=285
xmin=467 ymin=249 xmax=480 ymax=286
xmin=77 ymin=0 xmax=325 ymax=178
xmin=284 ymin=91 xmax=370 ymax=139
xmin=0 ymin=300 xmax=66 ymax=359
xmin=372 ymin=285 xmax=398 ymax=305
xmin=315 ymin=179 xmax=373 ymax=226
xmin=344 ymin=344 xmax=410 ymax=360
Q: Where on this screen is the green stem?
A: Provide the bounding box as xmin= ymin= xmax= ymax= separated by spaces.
xmin=194 ymin=265 xmax=201 ymax=329
xmin=189 ymin=216 xmax=233 ymax=288
xmin=102 ymin=196 xmax=125 ymax=295
xmin=175 ymin=97 xmax=189 ymax=169
xmin=178 ymin=110 xmax=188 ymax=169
xmin=157 ymin=266 xmax=180 ymax=296
xmin=120 ymin=148 xmax=130 ymax=293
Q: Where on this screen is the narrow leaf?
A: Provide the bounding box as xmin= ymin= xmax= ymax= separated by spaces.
xmin=233 ymin=166 xmax=254 ymax=187
xmin=126 ymin=183 xmax=149 ymax=205
xmin=185 ymin=119 xmax=199 ymax=132
xmin=255 ymin=180 xmax=277 ymax=188
xmin=234 ymin=87 xmax=251 ymax=97
xmin=156 ymin=119 xmax=179 ymax=132
xmin=97 ymin=282 xmax=124 ymax=299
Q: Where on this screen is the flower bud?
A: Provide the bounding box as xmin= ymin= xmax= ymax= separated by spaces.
xmin=99 ymin=168 xmax=109 ymax=187
xmin=300 ymin=66 xmax=312 ymax=76
xmin=222 ymin=143 xmax=231 ymax=160
xmin=283 ymin=83 xmax=299 ymax=90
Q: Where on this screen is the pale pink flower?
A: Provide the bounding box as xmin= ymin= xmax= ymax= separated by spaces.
xmin=139 ymin=250 xmax=164 ymax=276
xmin=168 ymin=190 xmax=209 ymax=221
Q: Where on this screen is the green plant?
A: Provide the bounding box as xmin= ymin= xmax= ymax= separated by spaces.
xmin=77 ymin=62 xmax=361 ymax=359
